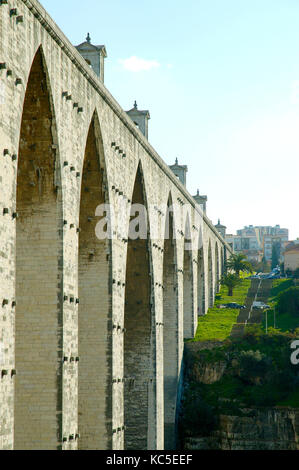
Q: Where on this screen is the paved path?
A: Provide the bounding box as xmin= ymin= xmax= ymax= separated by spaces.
xmin=230 ymin=279 xmax=272 ymax=339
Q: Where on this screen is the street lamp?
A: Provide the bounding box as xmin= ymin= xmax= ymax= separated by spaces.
xmin=265 ymin=307 xmax=271 ymax=334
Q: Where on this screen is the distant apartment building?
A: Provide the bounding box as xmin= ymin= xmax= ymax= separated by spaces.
xmin=225 ymin=225 xmax=289 ymax=263
xmin=259 ymin=226 xmax=289 ymax=261
xmin=281 ymin=240 xmax=299 ymax=272
xmin=225 ymin=232 xmax=262 ymax=262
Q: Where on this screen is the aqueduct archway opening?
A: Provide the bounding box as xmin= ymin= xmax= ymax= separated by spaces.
xmin=215 ymin=243 xmax=220 ymax=294
xmin=208 ymin=241 xmax=214 ymax=308
xmin=163 ymin=197 xmax=178 ymax=449
xmin=197 ymin=235 xmax=205 ymax=315
xmin=124 ymin=164 xmax=153 ymax=450
xmin=15 ymin=47 xmax=63 ymax=450
xmin=78 ymin=112 xmax=112 ymax=449
xmin=183 ymin=217 xmax=194 ymax=339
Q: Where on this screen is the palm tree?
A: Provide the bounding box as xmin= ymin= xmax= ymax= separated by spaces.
xmin=221 ymin=273 xmax=241 ymax=296
xmin=226 ymin=253 xmax=253 ymax=277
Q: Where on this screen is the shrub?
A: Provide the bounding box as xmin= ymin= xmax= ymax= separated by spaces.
xmin=220 ymin=273 xmax=241 ymax=296
xmin=247 ymin=383 xmax=282 ymax=407
xmin=292 ymin=268 xmax=299 ymax=279
xmin=239 ymin=350 xmax=271 ymax=384
xmin=271 ymin=370 xmax=297 ymax=394
xmin=181 ymin=396 xmax=218 ymax=436
xmin=243 ymin=324 xmax=263 ymax=343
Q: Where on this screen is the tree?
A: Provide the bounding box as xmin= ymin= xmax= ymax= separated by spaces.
xmin=292 ymin=268 xmax=299 ymax=279
xmin=220 ymin=273 xmax=241 ymax=296
xmin=239 ymin=350 xmax=271 ymax=385
xmin=226 ymin=253 xmax=253 ymax=277
xmin=277 ymin=287 xmax=299 ymax=316
xmin=286 ymin=268 xmax=293 ymax=278
xmin=271 ymin=241 xmax=280 ymax=270
xmin=261 ymin=256 xmax=271 ymax=273
xmin=181 ymin=395 xmax=218 ymax=437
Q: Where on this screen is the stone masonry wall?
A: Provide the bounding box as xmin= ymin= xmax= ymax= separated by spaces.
xmin=0 ymin=0 xmax=231 ymax=449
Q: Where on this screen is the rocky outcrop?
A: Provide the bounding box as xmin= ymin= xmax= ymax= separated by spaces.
xmin=184 ymin=408 xmax=299 ymax=450
xmin=191 ymin=361 xmax=227 ymax=384
xmin=184 ymin=341 xmax=227 ymax=384
xmin=181 ymin=336 xmax=299 ymax=450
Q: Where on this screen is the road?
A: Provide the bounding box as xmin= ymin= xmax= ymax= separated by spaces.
xmin=230 ymin=279 xmax=272 ymax=339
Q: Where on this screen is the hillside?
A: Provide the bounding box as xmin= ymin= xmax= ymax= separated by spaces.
xmin=179 ymin=278 xmax=299 ymax=450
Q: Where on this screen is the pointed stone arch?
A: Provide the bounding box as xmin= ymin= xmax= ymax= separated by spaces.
xmin=124 ymin=161 xmax=153 ymax=450
xmin=14 ymin=46 xmax=63 ymax=449
xmin=223 ymin=245 xmax=228 ymax=272
xmin=162 ymin=193 xmax=179 ymax=449
xmin=215 ymin=242 xmax=220 ymax=294
xmin=78 ymin=110 xmax=112 ymax=450
xmin=208 ymin=240 xmax=214 ymax=308
xmin=183 ymin=213 xmax=194 ymax=339
xmin=221 ymin=246 xmax=225 ymax=276
xmin=197 ymin=229 xmax=205 ymax=315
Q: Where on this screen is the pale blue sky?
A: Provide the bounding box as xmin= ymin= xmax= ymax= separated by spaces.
xmin=40 ymin=0 xmax=299 ymax=239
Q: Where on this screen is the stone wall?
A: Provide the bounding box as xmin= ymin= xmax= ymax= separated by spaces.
xmin=184 ymin=408 xmax=299 ymax=450
xmin=0 ymin=0 xmax=231 ymax=449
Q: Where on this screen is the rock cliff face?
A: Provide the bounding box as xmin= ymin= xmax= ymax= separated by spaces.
xmin=191 ymin=360 xmax=227 ymax=384
xmin=184 ymin=408 xmax=299 ymax=450
xmin=184 ymin=341 xmax=227 ymax=385
xmin=181 ymin=341 xmax=299 ymax=450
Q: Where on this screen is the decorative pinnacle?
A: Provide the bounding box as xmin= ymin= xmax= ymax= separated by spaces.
xmin=175 ymin=158 xmax=178 ymax=165
xmin=134 ymin=100 xmax=138 ymax=109
xmin=86 ymin=33 xmax=91 ymax=44
xmin=197 ymin=189 xmax=200 ymax=196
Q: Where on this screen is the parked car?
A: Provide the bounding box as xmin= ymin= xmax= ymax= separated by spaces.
xmin=252 ymin=301 xmax=270 ymax=309
xmin=267 ymin=273 xmax=280 ymax=279
xmin=218 ymin=303 xmax=246 ymax=309
xmin=226 ymin=302 xmax=246 ymax=309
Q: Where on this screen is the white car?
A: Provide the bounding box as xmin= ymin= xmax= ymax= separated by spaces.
xmin=252 ymin=301 xmax=270 ymax=309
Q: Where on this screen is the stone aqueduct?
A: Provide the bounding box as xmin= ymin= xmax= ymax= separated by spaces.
xmin=0 ymin=0 xmax=232 ymax=450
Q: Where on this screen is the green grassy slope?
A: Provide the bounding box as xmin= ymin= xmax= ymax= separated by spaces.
xmin=191 ymin=279 xmax=251 ymax=342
